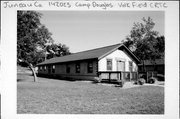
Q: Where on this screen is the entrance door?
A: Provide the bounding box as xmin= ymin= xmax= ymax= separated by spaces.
xmin=117 ymin=61 xmax=125 ymax=80
xmin=117 ymin=61 xmax=125 ymax=71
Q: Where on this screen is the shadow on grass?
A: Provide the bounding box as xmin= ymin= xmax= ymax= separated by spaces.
xmin=17 ymin=79 xmax=24 ymax=82
xmin=17 ymin=73 xmax=36 ymax=82
xmin=17 ymin=78 xmax=35 ymax=82
xmin=18 ymin=73 xmax=121 ymax=85
xmin=18 ymin=73 xmax=79 ymax=82
xmin=17 ymin=73 xmax=33 ymax=76
xmin=53 ymin=77 xmax=77 ymax=82
xmin=37 ymin=75 xmax=123 ymax=84
xmin=37 ymin=75 xmax=77 ymax=82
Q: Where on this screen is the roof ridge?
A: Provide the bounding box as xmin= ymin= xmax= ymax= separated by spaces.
xmin=49 ymin=43 xmax=122 ymax=59
xmin=37 ymin=43 xmax=123 ymax=65
xmin=51 ymin=43 xmax=122 ymax=59
xmin=71 ymin=43 xmax=122 ymax=54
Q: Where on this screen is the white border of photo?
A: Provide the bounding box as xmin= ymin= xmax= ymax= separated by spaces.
xmin=1 ymin=1 xmax=179 ymax=119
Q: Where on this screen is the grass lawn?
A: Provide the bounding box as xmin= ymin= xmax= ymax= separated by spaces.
xmin=17 ymin=73 xmax=164 ymax=114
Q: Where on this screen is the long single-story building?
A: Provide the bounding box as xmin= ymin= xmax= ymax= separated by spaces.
xmin=37 ymin=43 xmax=140 ymax=81
xmin=138 ymin=59 xmax=165 ymax=75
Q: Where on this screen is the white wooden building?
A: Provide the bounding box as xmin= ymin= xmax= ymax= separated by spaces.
xmin=37 ymin=43 xmax=140 ymax=81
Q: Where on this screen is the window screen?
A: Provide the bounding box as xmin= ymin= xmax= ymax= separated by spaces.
xmin=107 ymin=59 xmax=112 ymax=70
xmin=76 ymin=63 xmax=80 ymax=73
xmin=87 ymin=62 xmax=93 ymax=73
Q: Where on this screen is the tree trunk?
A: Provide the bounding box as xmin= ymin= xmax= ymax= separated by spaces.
xmin=29 ymin=63 xmax=38 ymax=82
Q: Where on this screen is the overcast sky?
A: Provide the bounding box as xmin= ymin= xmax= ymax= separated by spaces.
xmin=38 ymin=11 xmax=164 ymax=53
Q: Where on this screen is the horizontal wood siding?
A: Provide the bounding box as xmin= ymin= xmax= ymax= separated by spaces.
xmin=98 ymin=49 xmax=138 ymax=72
xmin=38 ymin=59 xmax=98 ymax=78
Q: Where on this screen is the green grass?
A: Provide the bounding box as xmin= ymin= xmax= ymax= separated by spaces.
xmin=17 ymin=73 xmax=164 ymax=114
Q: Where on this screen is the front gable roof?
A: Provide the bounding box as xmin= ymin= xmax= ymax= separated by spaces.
xmin=37 ymin=43 xmax=140 ymax=65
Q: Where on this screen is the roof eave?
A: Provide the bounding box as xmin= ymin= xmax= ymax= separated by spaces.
xmin=37 ymin=58 xmax=99 ymax=66
xmin=121 ymin=45 xmax=141 ymax=64
xmin=98 ymin=44 xmax=140 ymax=64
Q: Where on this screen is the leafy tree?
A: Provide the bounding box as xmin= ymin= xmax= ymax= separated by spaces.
xmin=122 ymin=17 xmax=165 ymax=71
xmin=46 ymin=43 xmax=71 ymax=59
xmin=154 ymin=36 xmax=165 ymax=58
xmin=147 ymin=36 xmax=165 ymax=71
xmin=17 ymin=11 xmax=53 ymax=82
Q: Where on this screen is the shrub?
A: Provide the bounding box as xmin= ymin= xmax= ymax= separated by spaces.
xmin=148 ymin=77 xmax=156 ymax=84
xmin=138 ymin=78 xmax=146 ymax=85
xmin=134 ymin=80 xmax=138 ymax=85
xmin=156 ymin=74 xmax=165 ymax=81
xmin=93 ymin=77 xmax=101 ymax=83
xmin=117 ymin=80 xmax=124 ymax=87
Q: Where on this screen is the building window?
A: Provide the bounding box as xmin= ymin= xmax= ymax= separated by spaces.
xmin=87 ymin=61 xmax=93 ymax=73
xmin=48 ymin=65 xmax=51 ymax=74
xmin=52 ymin=65 xmax=55 ymax=73
xmin=107 ymin=59 xmax=112 ymax=71
xmin=66 ymin=65 xmax=70 ymax=73
xmin=39 ymin=66 xmax=42 ymax=71
xmin=76 ymin=63 xmax=80 ymax=73
xmin=44 ymin=66 xmax=46 ymax=71
xmin=129 ymin=61 xmax=133 ymax=72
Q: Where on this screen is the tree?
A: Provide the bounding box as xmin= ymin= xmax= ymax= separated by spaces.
xmin=46 ymin=43 xmax=71 ymax=60
xmin=122 ymin=17 xmax=165 ymax=71
xmin=147 ymin=36 xmax=165 ymax=71
xmin=17 ymin=11 xmax=53 ymax=82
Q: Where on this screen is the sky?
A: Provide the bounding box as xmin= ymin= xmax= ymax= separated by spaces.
xmin=38 ymin=11 xmax=164 ymax=53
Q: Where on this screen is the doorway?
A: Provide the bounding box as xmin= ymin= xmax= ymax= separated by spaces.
xmin=117 ymin=61 xmax=125 ymax=71
xmin=117 ymin=60 xmax=125 ymax=80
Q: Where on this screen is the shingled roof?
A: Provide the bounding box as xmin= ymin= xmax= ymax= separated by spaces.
xmin=37 ymin=43 xmax=140 ymax=65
